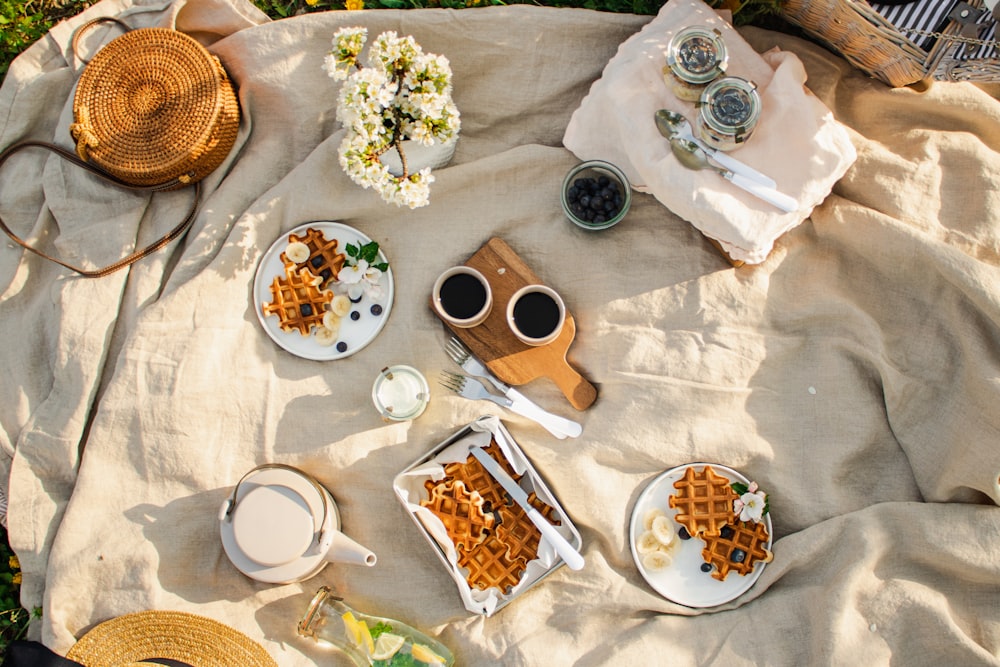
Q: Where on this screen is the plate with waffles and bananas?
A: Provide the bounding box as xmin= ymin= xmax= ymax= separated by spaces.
xmin=253 ymin=222 xmax=394 ymax=360
xmin=629 ymin=462 xmax=773 ymax=608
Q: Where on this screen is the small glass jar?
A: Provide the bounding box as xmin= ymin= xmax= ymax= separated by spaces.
xmin=696 ymin=76 xmax=761 ymax=152
xmin=664 ymin=26 xmax=728 ymax=102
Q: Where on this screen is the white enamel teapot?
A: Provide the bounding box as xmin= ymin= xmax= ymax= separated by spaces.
xmin=219 ymin=463 xmax=376 ymax=584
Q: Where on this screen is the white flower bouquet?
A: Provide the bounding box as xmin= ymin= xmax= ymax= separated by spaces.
xmin=324 ymin=27 xmax=461 ymax=209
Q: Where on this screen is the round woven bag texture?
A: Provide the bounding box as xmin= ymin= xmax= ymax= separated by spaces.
xmin=70 ymin=27 xmax=240 ymax=190
xmin=65 ymin=609 xmax=277 ymax=667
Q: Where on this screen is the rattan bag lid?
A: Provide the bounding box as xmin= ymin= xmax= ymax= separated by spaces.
xmin=65 ymin=610 xmax=277 ymax=667
xmin=70 ymin=26 xmax=239 ymax=188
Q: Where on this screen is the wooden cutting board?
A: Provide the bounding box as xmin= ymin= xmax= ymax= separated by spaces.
xmin=432 ymin=237 xmax=597 ymax=411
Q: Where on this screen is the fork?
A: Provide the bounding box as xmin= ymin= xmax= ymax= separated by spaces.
xmin=445 ymin=337 xmax=583 ymax=439
xmin=440 ymin=348 xmax=583 ymax=439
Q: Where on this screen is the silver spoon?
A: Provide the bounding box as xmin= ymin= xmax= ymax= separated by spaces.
xmin=670 ymin=137 xmax=799 ymax=213
xmin=655 ymin=109 xmax=777 ymax=189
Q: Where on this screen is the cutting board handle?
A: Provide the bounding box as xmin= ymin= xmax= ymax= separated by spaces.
xmin=549 ymin=357 xmax=598 ymax=411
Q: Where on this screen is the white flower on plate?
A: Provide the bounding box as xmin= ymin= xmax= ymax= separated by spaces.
xmin=733 ymin=481 xmax=767 ymax=524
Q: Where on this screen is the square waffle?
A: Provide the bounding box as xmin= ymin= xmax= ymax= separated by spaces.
xmin=668 ymin=465 xmax=740 ymax=538
xmin=260 ymin=263 xmax=334 ymax=336
xmin=282 ymin=227 xmax=346 ymax=287
xmin=701 ymin=520 xmax=773 ymax=581
xmin=419 ymin=480 xmax=493 ymax=552
xmin=457 ymin=533 xmax=526 ymax=594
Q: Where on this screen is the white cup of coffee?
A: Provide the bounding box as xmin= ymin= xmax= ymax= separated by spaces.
xmin=506 ymin=284 xmax=566 ymax=346
xmin=432 ymin=266 xmax=493 ymax=328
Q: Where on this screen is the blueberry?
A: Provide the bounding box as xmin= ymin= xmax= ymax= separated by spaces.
xmin=597 ymin=175 xmax=610 ymax=187
xmin=350 ymin=311 xmax=360 ymax=321
xmin=731 ymin=549 xmax=747 ymax=564
xmin=678 ymin=527 xmax=691 ymax=540
xmin=579 ymin=195 xmax=591 ymax=208
xmin=370 ymin=304 xmax=383 ymax=316
xmin=700 ymin=562 xmax=713 ymax=573
xmin=320 ymin=269 xmax=332 ymax=282
xmin=300 ymin=304 xmax=313 ymax=317
xmin=310 ymin=256 xmax=323 ymax=268
xmin=720 ymin=526 xmax=734 ymax=539
xmin=336 ymin=341 xmax=348 ymax=353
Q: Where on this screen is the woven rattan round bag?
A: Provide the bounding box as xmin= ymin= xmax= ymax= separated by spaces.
xmin=0 ymin=18 xmax=241 ymax=277
xmin=69 ymin=20 xmax=240 ymax=190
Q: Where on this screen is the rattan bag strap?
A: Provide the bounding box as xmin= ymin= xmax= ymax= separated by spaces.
xmin=0 ymin=140 xmax=200 ymax=278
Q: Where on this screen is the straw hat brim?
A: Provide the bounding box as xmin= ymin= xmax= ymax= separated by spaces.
xmin=66 ymin=610 xmax=277 ymax=667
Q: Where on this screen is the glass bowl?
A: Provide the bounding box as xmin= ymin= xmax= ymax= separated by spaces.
xmin=561 ymin=160 xmax=631 ymax=231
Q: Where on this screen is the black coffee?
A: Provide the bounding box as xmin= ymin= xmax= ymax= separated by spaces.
xmin=439 ymin=272 xmax=487 ymax=320
xmin=512 ymin=291 xmax=560 ymax=339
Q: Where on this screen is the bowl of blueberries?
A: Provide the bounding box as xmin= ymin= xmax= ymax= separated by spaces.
xmin=561 ymin=160 xmax=631 ymax=231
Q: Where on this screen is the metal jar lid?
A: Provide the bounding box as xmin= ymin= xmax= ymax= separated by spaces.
xmin=666 ymin=26 xmax=728 ymax=86
xmin=698 ymin=76 xmax=761 ymax=138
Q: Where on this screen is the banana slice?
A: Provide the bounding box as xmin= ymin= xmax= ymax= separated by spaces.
xmin=643 ymin=507 xmax=667 ymax=531
xmin=322 ymin=311 xmax=342 ymax=335
xmin=285 ymin=241 xmax=310 ymax=264
xmin=636 ymin=530 xmax=661 ymax=554
xmin=331 ymin=294 xmax=351 ymax=317
xmin=314 ymin=325 xmax=338 ymax=346
xmin=651 ymin=515 xmax=675 ymax=546
xmin=642 ymin=550 xmax=672 ymax=572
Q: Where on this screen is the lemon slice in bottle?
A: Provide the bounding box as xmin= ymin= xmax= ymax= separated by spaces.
xmin=342 ymin=613 xmax=375 ymax=654
xmin=372 ymin=633 xmax=406 ymax=660
xmin=411 ymin=643 xmax=447 ymax=664
xmin=342 ymin=612 xmax=365 ymax=647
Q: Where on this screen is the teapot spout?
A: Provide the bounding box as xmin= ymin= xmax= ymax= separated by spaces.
xmin=322 ymin=529 xmax=377 ymax=567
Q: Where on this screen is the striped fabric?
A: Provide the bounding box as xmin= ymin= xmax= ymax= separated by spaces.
xmin=869 ymin=0 xmax=998 ymax=58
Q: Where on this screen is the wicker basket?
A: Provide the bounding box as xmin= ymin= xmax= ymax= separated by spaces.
xmin=70 ymin=22 xmax=240 ymax=190
xmin=781 ymin=0 xmax=1000 ymax=86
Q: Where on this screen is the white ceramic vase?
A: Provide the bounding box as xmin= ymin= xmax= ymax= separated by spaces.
xmin=380 ymin=138 xmax=457 ymax=177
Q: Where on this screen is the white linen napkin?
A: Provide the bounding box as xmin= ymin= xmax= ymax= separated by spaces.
xmin=563 ymin=0 xmax=857 ymax=264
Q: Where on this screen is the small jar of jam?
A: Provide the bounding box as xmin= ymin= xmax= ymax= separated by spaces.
xmin=696 ymin=76 xmax=761 ymax=151
xmin=664 ymin=26 xmax=728 ymax=102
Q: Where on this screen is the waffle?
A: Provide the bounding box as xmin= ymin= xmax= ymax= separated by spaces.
xmin=423 ymin=441 xmax=562 ymax=595
xmin=281 ymin=227 xmax=346 ymax=288
xmin=457 ymin=533 xmax=526 ymax=594
xmin=261 ymin=263 xmax=334 ymax=336
xmin=493 ymin=492 xmax=560 ymax=564
xmin=420 ymin=480 xmax=494 ymax=552
xmin=701 ymin=521 xmax=773 ymax=581
xmin=668 ymin=465 xmax=740 ymax=538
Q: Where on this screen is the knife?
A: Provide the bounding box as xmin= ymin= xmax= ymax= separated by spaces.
xmin=655 ymin=110 xmax=777 ymax=189
xmin=470 ymin=446 xmax=585 ymax=571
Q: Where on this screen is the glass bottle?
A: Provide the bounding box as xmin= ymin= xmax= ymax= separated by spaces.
xmin=298 ymin=586 xmax=455 ymax=666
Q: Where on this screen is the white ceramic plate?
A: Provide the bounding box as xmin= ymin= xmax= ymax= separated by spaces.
xmin=253 ymin=222 xmax=394 ymax=360
xmin=629 ymin=462 xmax=773 ymax=608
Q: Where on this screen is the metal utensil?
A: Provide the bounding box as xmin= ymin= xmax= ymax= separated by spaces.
xmin=670 ymin=138 xmax=799 ymax=213
xmin=654 ymin=109 xmax=777 ymax=189
xmin=444 ymin=337 xmax=582 ymax=439
xmin=469 ymin=446 xmax=585 ymax=571
xmin=438 ymin=370 xmax=579 ymax=440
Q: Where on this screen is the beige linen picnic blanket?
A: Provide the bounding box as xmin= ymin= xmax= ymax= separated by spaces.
xmin=2 ymin=0 xmax=1000 ymax=664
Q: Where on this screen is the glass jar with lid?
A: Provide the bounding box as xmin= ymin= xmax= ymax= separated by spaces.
xmin=663 ymin=26 xmax=728 ymax=102
xmin=696 ymin=76 xmax=761 ymax=152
